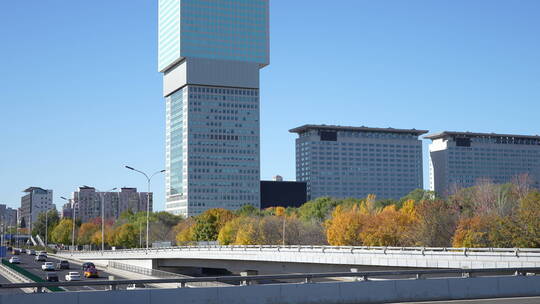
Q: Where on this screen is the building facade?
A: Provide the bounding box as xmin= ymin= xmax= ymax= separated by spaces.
xmin=290 ymin=125 xmax=427 ymax=200
xmin=20 ymin=187 xmax=54 ymax=232
xmin=71 ymin=187 xmax=152 ymax=222
xmin=426 ymin=131 xmax=540 ymax=196
xmin=260 ymin=180 xmax=307 ymax=209
xmin=0 ymin=204 xmax=18 ymax=228
xmin=159 ymin=0 xmax=270 ymax=217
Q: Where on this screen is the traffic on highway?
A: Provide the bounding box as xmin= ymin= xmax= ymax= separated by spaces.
xmin=3 ymin=248 xmax=130 ymax=292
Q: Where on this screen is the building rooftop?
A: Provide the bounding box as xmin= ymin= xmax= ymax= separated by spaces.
xmin=289 ymin=124 xmax=428 ymax=135
xmin=22 ymin=187 xmax=47 ymax=193
xmin=425 ymin=131 xmax=540 ymax=141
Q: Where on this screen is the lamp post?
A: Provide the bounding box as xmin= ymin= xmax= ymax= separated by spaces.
xmin=60 ymin=196 xmax=76 ymax=253
xmin=125 ymin=166 xmax=164 ymax=252
xmin=44 ymin=210 xmax=48 ymax=249
xmin=84 ymin=186 xmax=117 ymax=254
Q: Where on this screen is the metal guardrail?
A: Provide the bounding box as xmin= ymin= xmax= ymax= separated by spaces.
xmin=61 ymin=245 xmax=540 ymax=257
xmin=108 ymin=261 xmax=181 ymax=279
xmin=108 ymin=261 xmax=223 ymax=288
xmin=0 ymin=267 xmax=538 ymax=293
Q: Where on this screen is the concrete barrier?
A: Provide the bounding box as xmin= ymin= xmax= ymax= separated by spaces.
xmin=1 ymin=274 xmax=539 ymax=304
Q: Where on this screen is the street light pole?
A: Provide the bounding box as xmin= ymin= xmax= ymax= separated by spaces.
xmin=45 ymin=210 xmax=48 ymax=249
xmin=125 ymin=166 xmax=165 ymax=252
xmin=60 ymin=196 xmax=76 ymax=254
xmin=83 ymin=186 xmax=116 ymax=254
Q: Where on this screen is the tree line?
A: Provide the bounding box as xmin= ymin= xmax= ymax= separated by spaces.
xmin=32 ymin=174 xmax=540 ymax=249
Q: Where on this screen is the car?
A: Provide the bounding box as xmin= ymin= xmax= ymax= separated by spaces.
xmin=81 ymin=262 xmax=95 ymax=271
xmin=46 ymin=273 xmax=59 ymax=282
xmin=65 ymin=272 xmax=81 ymax=281
xmin=38 ymin=251 xmax=48 ymax=257
xmin=8 ymin=256 xmax=20 ymax=264
xmin=57 ymin=260 xmax=70 ymax=270
xmin=126 ymin=283 xmax=147 ymax=290
xmin=35 ymin=254 xmax=47 ymax=262
xmin=29 ymin=249 xmax=36 ymax=255
xmin=7 ymin=246 xmax=12 ymax=251
xmin=20 ymin=249 xmax=26 ymax=254
xmin=41 ymin=262 xmax=55 ymax=271
xmin=12 ymin=249 xmax=20 ymax=255
xmin=84 ymin=267 xmax=99 ymax=278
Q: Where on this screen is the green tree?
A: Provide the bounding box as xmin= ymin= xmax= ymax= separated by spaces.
xmin=113 ymin=223 xmax=138 ymax=248
xmin=31 ymin=209 xmax=60 ymax=241
xmin=51 ymin=219 xmax=73 ymax=245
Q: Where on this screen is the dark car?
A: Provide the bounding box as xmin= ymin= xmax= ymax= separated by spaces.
xmin=57 ymin=260 xmax=70 ymax=270
xmin=46 ymin=273 xmax=59 ymax=282
xmin=82 ymin=262 xmax=95 ymax=271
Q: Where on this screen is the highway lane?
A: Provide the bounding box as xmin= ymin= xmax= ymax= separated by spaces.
xmin=4 ymin=251 xmax=128 ymax=292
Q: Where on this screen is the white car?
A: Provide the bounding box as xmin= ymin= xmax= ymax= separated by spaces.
xmin=65 ymin=272 xmax=81 ymax=281
xmin=9 ymin=256 xmax=20 ymax=264
xmin=41 ymin=262 xmax=55 ymax=271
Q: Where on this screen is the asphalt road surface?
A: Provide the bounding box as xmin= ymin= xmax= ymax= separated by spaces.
xmin=4 ymin=251 xmax=128 ymax=292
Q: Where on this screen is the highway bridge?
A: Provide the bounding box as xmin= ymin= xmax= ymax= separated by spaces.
xmin=58 ymin=246 xmax=540 ymax=274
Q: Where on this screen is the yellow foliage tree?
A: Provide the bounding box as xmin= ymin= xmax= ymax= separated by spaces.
xmin=360 ymin=201 xmax=418 ymax=247
xmin=325 ymin=205 xmax=366 ymax=246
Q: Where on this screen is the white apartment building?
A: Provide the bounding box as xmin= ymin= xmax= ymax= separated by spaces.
xmin=20 ymin=187 xmax=54 ymax=231
xmin=290 ymin=125 xmax=427 ymax=200
xmin=426 ymin=131 xmax=540 ymax=196
xmin=71 ymin=187 xmax=152 ymax=222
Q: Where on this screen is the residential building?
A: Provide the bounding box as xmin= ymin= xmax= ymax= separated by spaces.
xmin=20 ymin=187 xmax=54 ymax=232
xmin=71 ymin=187 xmax=152 ymax=222
xmin=260 ymin=180 xmax=307 ymax=209
xmin=290 ymin=125 xmax=427 ymax=200
xmin=61 ymin=202 xmax=73 ymax=219
xmin=159 ymin=0 xmax=270 ymax=217
xmin=0 ymin=204 xmax=17 ymax=228
xmin=426 ymin=131 xmax=540 ymax=196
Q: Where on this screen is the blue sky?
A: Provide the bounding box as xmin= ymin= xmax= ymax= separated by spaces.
xmin=1 ymin=1 xmax=539 ymax=210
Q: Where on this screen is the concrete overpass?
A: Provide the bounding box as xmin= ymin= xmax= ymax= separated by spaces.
xmin=57 ymin=246 xmax=540 ymax=274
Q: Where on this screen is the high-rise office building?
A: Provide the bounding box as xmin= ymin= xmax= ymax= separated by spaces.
xmin=290 ymin=125 xmax=427 ymax=200
xmin=71 ymin=187 xmax=152 ymax=222
xmin=20 ymin=187 xmax=54 ymax=232
xmin=426 ymin=131 xmax=540 ymax=196
xmin=159 ymin=0 xmax=270 ymax=217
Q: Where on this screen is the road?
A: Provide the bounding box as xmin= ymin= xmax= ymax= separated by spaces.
xmin=4 ymin=251 xmax=128 ymax=292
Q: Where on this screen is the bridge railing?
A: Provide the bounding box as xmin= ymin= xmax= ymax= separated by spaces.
xmin=1 ymin=267 xmax=538 ymax=293
xmin=59 ymin=245 xmax=540 ymax=257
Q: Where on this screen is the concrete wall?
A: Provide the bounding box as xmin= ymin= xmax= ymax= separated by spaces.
xmin=2 ymin=275 xmax=540 ymax=304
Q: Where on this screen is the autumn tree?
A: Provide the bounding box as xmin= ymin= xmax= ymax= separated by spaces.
xmin=192 ymin=209 xmax=235 ymax=242
xmin=413 ymin=200 xmax=458 ymax=247
xmin=78 ymin=222 xmax=99 ymax=245
xmin=325 ymin=205 xmax=366 ymax=246
xmin=360 ymin=200 xmax=418 ymax=247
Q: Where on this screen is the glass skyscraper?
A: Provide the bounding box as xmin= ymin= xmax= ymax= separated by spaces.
xmin=159 ymin=0 xmax=269 ymax=216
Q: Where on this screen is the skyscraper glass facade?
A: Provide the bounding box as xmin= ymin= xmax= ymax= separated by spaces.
xmin=160 ymin=0 xmax=269 ymax=217
xmin=158 ymin=0 xmax=269 ymax=72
